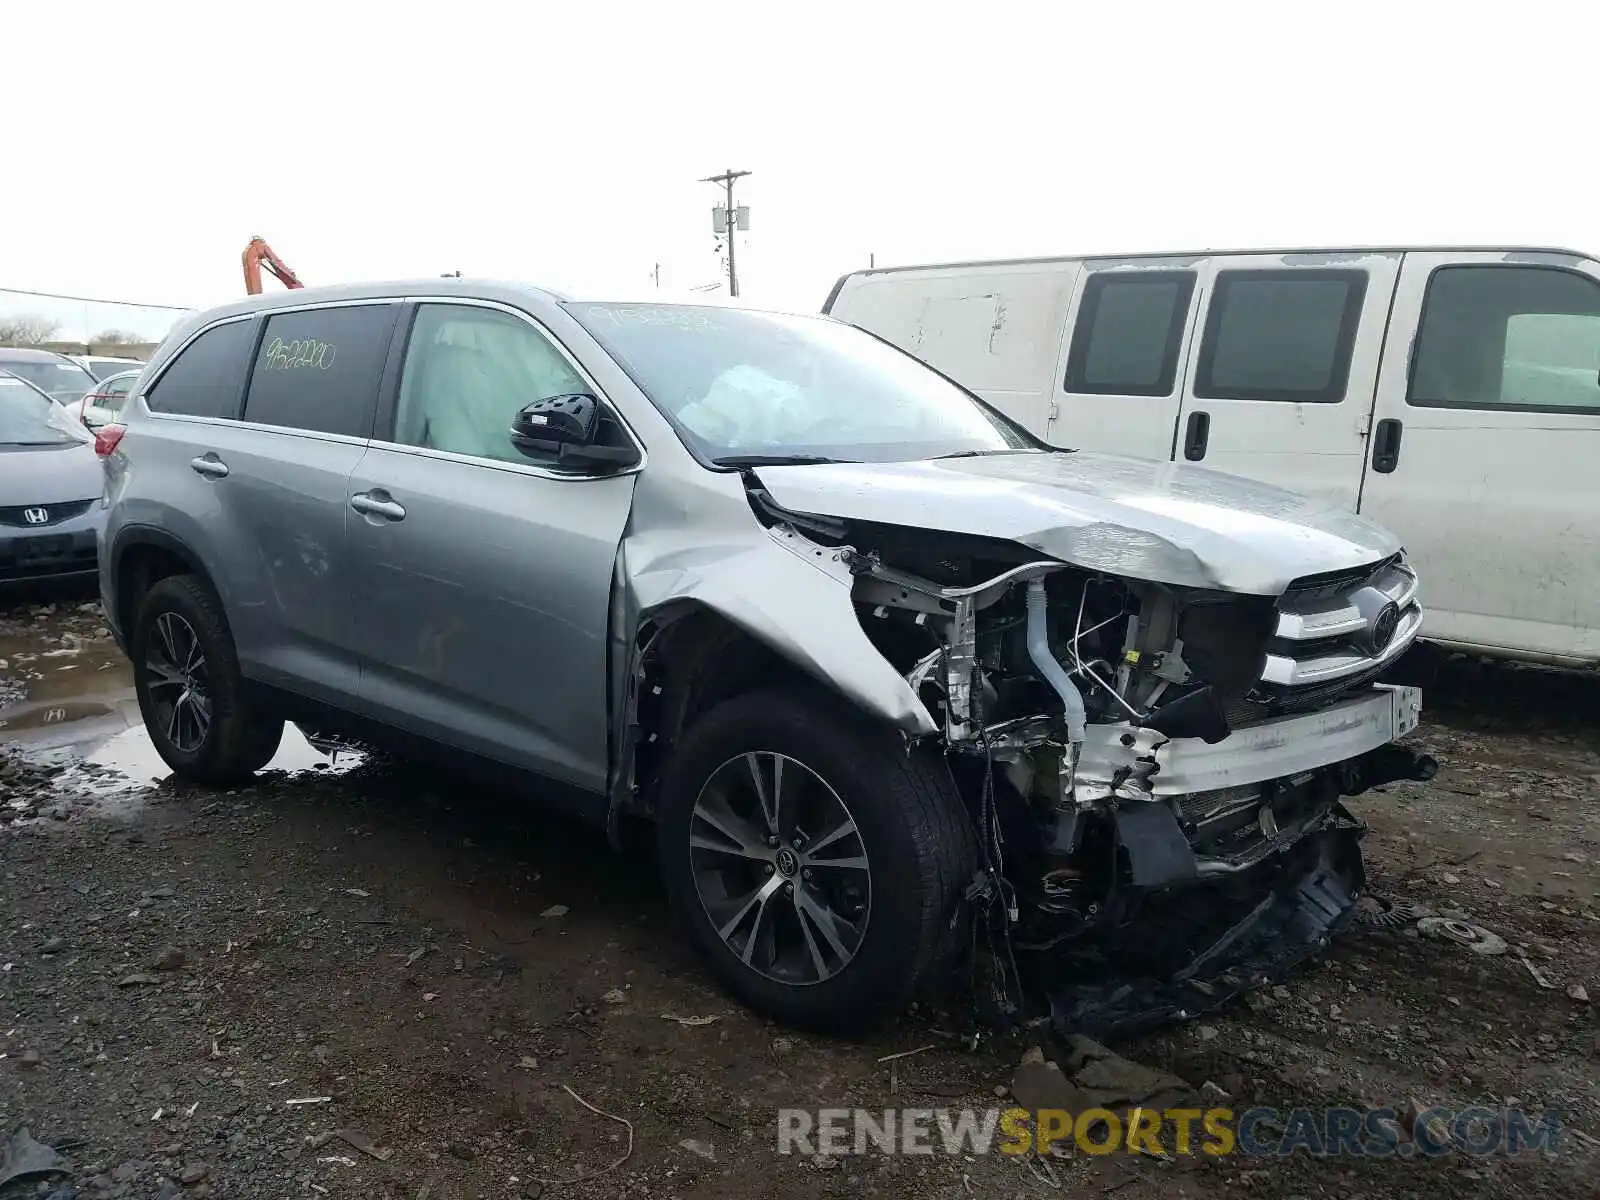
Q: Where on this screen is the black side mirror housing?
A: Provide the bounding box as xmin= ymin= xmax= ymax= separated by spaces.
xmin=509 ymin=394 xmax=639 ymax=469
xmin=512 ymin=393 xmax=598 ymax=447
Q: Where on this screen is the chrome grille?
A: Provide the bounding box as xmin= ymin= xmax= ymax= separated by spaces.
xmin=1257 ymin=557 xmax=1422 ymax=695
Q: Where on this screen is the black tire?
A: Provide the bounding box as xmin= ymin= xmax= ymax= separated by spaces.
xmin=657 ymin=688 xmax=978 ymax=1033
xmin=130 ymin=575 xmax=283 ymax=784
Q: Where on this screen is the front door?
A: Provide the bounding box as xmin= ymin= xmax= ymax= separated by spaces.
xmin=1358 ymin=252 xmax=1600 ymax=662
xmin=345 ymin=300 xmax=640 ymax=792
xmin=1172 ymin=253 xmax=1400 ymax=510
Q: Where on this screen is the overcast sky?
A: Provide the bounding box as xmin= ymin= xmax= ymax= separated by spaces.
xmin=3 ymin=0 xmax=1594 ymax=338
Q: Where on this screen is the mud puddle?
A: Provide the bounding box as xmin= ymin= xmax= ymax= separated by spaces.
xmin=1 ymin=599 xmax=362 ymax=818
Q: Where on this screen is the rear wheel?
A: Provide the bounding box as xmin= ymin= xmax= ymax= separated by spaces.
xmin=657 ymin=688 xmax=977 ymax=1032
xmin=131 ymin=575 xmax=283 ymax=784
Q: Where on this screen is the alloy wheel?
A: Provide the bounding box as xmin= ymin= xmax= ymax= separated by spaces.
xmin=688 ymin=751 xmax=872 ymax=985
xmin=143 ymin=611 xmax=212 ymax=753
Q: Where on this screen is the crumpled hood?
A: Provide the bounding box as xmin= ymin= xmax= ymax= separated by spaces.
xmin=753 ymin=451 xmax=1402 ymax=595
xmin=0 ymin=441 xmax=103 ymax=507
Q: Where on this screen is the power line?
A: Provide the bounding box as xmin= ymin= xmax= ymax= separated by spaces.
xmin=0 ymin=284 xmax=193 ymax=312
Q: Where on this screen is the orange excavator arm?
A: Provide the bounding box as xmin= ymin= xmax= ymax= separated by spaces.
xmin=242 ymin=236 xmax=304 ymax=295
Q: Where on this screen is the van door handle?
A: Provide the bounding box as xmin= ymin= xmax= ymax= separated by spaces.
xmin=1182 ymin=411 xmax=1210 ymax=461
xmin=350 ymin=491 xmax=407 ymax=521
xmin=1371 ymin=418 xmax=1404 ymax=473
xmin=190 ymin=455 xmax=229 ymax=479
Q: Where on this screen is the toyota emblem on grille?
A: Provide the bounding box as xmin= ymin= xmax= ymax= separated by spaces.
xmin=23 ymin=507 xmax=50 ymax=525
xmin=1368 ymin=601 xmax=1401 ymax=652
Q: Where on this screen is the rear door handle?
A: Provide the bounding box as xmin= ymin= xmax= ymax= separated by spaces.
xmin=1371 ymin=418 xmax=1403 ymax=473
xmin=190 ymin=455 xmax=229 ymax=479
xmin=350 ymin=491 xmax=406 ymax=521
xmin=1182 ymin=411 xmax=1210 ymax=461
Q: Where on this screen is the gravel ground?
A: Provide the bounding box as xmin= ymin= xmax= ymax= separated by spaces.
xmin=2 ymin=583 xmax=1596 ymax=1199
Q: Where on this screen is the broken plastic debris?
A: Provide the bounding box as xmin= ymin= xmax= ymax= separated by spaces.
xmin=0 ymin=1125 xmax=69 ymax=1191
xmin=285 ymin=1097 xmax=333 ymax=1106
xmin=1568 ymin=983 xmax=1590 ymax=1003
xmin=1416 ymin=917 xmax=1507 ymax=956
xmin=344 ymin=889 xmax=370 ymax=898
xmin=660 ymin=1013 xmax=719 ymax=1027
xmin=540 ymin=905 xmax=569 ymax=918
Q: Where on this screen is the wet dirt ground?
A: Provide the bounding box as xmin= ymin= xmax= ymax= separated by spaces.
xmin=2 ymin=583 xmax=1596 ymax=1199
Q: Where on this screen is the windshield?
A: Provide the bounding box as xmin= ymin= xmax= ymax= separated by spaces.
xmin=1 ymin=358 xmax=98 ymax=403
xmin=566 ymin=303 xmax=1038 ymax=464
xmin=0 ymin=377 xmax=81 ymax=445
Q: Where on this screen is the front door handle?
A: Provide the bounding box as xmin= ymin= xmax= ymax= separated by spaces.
xmin=190 ymin=455 xmax=229 ymax=479
xmin=1371 ymin=418 xmax=1404 ymax=473
xmin=350 ymin=491 xmax=407 ymax=521
xmin=1182 ymin=411 xmax=1210 ymax=461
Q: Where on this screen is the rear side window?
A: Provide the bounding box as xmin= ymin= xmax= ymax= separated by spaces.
xmin=1064 ymin=271 xmax=1195 ymax=396
xmin=1410 ymin=265 xmax=1600 ymax=412
xmin=243 ymin=305 xmax=398 ymax=437
xmin=1194 ymin=270 xmax=1368 ymax=403
xmin=146 ymin=319 xmax=256 ymax=419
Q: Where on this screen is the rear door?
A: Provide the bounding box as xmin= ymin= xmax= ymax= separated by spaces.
xmin=1359 ymin=252 xmax=1600 ymax=662
xmin=345 ymin=299 xmax=640 ymax=794
xmin=1051 ymin=263 xmax=1200 ymax=459
xmin=1172 ymin=253 xmax=1400 ymax=509
xmin=134 ymin=302 xmax=398 ymax=701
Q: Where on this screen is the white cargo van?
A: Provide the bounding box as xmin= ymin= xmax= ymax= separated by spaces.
xmin=824 ymin=247 xmax=1600 ymax=668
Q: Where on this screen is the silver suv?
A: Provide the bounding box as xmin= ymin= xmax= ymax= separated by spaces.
xmin=99 ymin=281 xmax=1434 ymax=1033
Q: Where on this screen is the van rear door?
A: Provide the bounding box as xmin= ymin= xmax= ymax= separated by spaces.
xmin=1358 ymin=251 xmax=1600 ymax=664
xmin=1051 ymin=262 xmax=1201 ymax=459
xmin=825 ymin=263 xmax=1079 ymax=440
xmin=1171 ymin=253 xmax=1400 ymax=509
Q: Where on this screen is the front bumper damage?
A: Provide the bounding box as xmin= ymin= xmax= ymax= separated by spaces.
xmin=1021 ymin=686 xmax=1429 ymax=1038
xmin=835 ymin=539 xmax=1435 ymax=1036
xmin=1011 ymin=691 xmax=1427 ymax=1036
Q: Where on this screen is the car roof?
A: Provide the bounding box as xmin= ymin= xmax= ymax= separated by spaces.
xmin=0 ymin=347 xmax=75 ymax=362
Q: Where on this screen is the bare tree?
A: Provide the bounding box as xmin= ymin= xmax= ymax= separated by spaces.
xmin=0 ymin=314 xmax=62 ymax=346
xmin=91 ymin=328 xmax=142 ymax=345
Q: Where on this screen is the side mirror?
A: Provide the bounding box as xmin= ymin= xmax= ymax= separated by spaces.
xmin=511 ymin=393 xmax=598 ymax=448
xmin=509 ymin=393 xmax=639 ymax=469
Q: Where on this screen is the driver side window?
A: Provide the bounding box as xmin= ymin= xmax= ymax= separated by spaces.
xmin=395 ymin=303 xmax=586 ymax=465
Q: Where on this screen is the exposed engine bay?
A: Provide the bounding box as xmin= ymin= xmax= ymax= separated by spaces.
xmin=748 ymin=484 xmax=1438 ymax=1035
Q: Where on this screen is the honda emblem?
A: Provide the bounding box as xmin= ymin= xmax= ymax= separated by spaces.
xmin=23 ymin=507 xmax=49 ymax=525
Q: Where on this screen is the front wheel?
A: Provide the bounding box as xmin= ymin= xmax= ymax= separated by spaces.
xmin=657 ymin=689 xmax=978 ymax=1032
xmin=131 ymin=575 xmax=284 ymax=784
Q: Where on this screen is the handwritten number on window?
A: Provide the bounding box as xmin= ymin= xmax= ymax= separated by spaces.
xmin=263 ymin=336 xmax=336 ymax=371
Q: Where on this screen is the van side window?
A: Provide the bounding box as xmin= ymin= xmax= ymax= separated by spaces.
xmin=1063 ymin=271 xmax=1196 ymax=396
xmin=1194 ymin=270 xmax=1367 ymax=403
xmin=392 ymin=303 xmax=589 ymax=466
xmin=1410 ymin=266 xmax=1600 ymax=412
xmin=243 ymin=305 xmax=398 ymax=437
xmin=145 ymin=319 xmax=256 ymax=420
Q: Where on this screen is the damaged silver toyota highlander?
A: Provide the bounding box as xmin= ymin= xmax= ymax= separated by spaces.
xmin=99 ymin=283 xmax=1435 ymax=1036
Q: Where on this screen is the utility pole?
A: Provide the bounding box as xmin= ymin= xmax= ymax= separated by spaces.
xmin=701 ymin=168 xmax=751 ymax=297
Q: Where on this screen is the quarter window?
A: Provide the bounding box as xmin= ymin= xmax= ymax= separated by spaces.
xmin=145 ymin=319 xmax=256 ymax=420
xmin=1063 ymin=271 xmax=1196 ymax=396
xmin=393 ymin=304 xmax=589 ymax=466
xmin=1410 ymin=266 xmax=1600 ymax=412
xmin=243 ymin=305 xmax=398 ymax=437
xmin=1194 ymin=270 xmax=1367 ymax=403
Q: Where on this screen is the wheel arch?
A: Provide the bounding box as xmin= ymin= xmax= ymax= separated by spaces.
xmin=625 ymin=602 xmax=915 ymax=819
xmin=109 ymin=526 xmax=219 ymax=650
